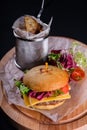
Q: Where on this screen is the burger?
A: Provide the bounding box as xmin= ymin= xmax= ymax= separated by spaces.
xmin=15 ymin=64 xmax=71 ymax=110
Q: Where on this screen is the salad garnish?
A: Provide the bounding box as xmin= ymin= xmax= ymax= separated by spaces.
xmin=14 ymin=79 xmax=69 ymax=100
xmin=48 ymin=41 xmax=87 ymax=81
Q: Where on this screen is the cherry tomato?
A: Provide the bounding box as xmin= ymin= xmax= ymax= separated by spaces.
xmin=71 ymin=67 xmax=85 ymax=81
xmin=60 ymin=85 xmax=69 ymax=94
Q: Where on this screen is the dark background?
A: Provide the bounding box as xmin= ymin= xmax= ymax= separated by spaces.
xmin=0 ymin=0 xmax=87 ymax=129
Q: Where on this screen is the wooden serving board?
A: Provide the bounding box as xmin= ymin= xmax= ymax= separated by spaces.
xmin=0 ymin=37 xmax=87 ymax=129
xmin=1 ymin=94 xmax=87 ymax=130
xmin=15 ymin=101 xmax=87 ymax=124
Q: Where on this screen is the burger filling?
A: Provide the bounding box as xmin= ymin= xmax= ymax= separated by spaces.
xmin=14 ymin=78 xmax=71 ymax=106
xmin=35 ymin=100 xmax=64 ymax=106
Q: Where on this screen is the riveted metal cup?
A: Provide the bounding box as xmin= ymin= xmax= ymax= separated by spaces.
xmin=14 ymin=31 xmax=49 ymax=70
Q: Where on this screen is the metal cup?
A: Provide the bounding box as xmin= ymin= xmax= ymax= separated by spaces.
xmin=14 ymin=31 xmax=49 ymax=70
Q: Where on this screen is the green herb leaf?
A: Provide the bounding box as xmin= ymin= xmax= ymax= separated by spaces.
xmin=14 ymin=79 xmax=30 ymax=95
xmin=57 ymin=62 xmax=63 ymax=69
xmin=53 ymin=90 xmax=64 ymax=97
xmin=48 ymin=53 xmax=61 ymax=61
xmin=20 ymin=84 xmax=30 ymax=95
xmin=14 ymin=79 xmax=22 ymax=87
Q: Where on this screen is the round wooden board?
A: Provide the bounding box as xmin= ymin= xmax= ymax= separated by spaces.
xmin=0 ymin=37 xmax=87 ymax=129
xmin=15 ymin=101 xmax=87 ymax=124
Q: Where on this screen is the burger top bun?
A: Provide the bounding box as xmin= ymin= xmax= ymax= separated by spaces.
xmin=23 ymin=65 xmax=69 ymax=92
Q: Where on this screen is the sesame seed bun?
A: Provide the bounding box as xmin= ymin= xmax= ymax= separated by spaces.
xmin=23 ymin=65 xmax=69 ymax=92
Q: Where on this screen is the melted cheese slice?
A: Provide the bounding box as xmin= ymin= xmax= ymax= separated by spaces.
xmin=23 ymin=93 xmax=71 ymax=106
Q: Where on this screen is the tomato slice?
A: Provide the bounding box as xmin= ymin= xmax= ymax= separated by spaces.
xmin=71 ymin=67 xmax=85 ymax=81
xmin=60 ymin=85 xmax=69 ymax=94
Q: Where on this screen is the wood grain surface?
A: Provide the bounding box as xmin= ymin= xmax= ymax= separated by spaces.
xmin=0 ymin=37 xmax=87 ymax=130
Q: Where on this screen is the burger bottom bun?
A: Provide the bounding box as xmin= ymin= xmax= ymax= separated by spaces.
xmin=33 ymin=100 xmax=65 ymax=110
